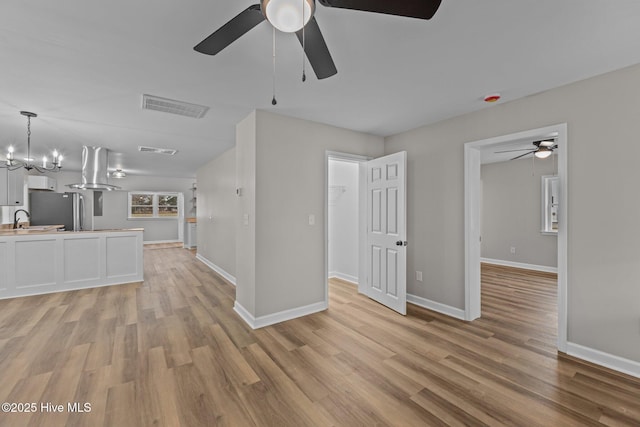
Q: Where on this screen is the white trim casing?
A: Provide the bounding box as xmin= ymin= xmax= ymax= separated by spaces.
xmin=566 ymin=342 xmax=640 ymax=379
xmin=233 ymin=300 xmax=328 ymax=330
xmin=196 ymin=253 xmax=236 ymax=286
xmin=407 ymin=294 xmax=466 ymax=320
xmin=480 ymin=258 xmax=558 ymax=274
xmin=464 ymin=123 xmax=568 ymax=350
xmin=464 ymin=144 xmax=482 ymax=321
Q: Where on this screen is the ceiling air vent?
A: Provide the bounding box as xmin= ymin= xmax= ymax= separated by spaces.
xmin=138 ymin=146 xmax=178 ymax=155
xmin=142 ymin=94 xmax=209 ymax=119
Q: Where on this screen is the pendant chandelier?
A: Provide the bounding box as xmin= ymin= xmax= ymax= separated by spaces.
xmin=5 ymin=111 xmax=62 ymax=173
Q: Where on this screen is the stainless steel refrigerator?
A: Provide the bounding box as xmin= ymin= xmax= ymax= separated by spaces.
xmin=29 ymin=192 xmax=84 ymax=231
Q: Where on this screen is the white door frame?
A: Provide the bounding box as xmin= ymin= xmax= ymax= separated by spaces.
xmin=324 ymin=151 xmax=371 ymax=305
xmin=464 ymin=123 xmax=568 ymax=352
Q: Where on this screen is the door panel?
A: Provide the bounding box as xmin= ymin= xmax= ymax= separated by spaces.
xmin=387 ymin=187 xmax=398 ymax=234
xmin=364 ymin=151 xmax=407 ymax=315
xmin=386 ymin=248 xmax=398 ymax=296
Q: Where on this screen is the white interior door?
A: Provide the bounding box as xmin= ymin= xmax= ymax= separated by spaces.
xmin=364 ymin=151 xmax=407 ymax=315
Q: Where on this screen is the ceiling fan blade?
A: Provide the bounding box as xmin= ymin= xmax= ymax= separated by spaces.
xmin=295 ymin=17 xmax=337 ymax=79
xmin=494 ymin=148 xmax=536 ymax=153
xmin=318 ymin=0 xmax=443 ymax=20
xmin=510 ymin=150 xmax=536 ymax=161
xmin=194 ymin=5 xmax=265 ymax=55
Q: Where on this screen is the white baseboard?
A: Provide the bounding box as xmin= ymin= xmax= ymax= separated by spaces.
xmin=329 ymin=271 xmax=358 ymax=285
xmin=407 ymin=294 xmax=466 ymax=321
xmin=234 ymin=300 xmax=328 ymax=330
xmin=566 ymin=342 xmax=640 ymax=379
xmin=144 ymin=239 xmax=182 ymax=245
xmin=480 ymin=257 xmax=558 ymax=274
xmin=195 ymin=254 xmax=236 ymax=286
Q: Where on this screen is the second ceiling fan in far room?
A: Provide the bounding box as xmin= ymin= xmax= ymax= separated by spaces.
xmin=193 ymin=0 xmax=444 ymax=80
xmin=495 ymin=139 xmax=558 ymax=161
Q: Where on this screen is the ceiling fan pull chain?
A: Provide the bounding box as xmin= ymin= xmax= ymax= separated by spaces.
xmin=532 ymin=152 xmax=535 ymax=176
xmin=272 ymin=27 xmax=277 ymax=105
xmin=301 ymin=0 xmax=306 ymax=82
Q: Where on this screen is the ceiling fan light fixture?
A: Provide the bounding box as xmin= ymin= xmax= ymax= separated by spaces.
xmin=535 ymin=147 xmax=552 ymax=159
xmin=111 ymin=169 xmax=126 ymax=179
xmin=262 ymin=0 xmax=315 ymax=33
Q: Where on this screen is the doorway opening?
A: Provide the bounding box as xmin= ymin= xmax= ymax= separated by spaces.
xmin=328 ymin=158 xmax=360 ymax=284
xmin=325 ymin=152 xmax=368 ymax=306
xmin=464 ymin=123 xmax=568 ymax=352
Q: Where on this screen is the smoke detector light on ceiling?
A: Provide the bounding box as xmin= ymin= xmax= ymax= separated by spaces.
xmin=141 ymin=94 xmax=209 ymax=119
xmin=138 ymin=146 xmax=178 ymax=155
xmin=483 ymin=93 xmax=501 ymax=103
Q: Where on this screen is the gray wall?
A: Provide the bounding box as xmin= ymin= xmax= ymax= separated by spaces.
xmin=33 ymin=171 xmax=195 ymax=242
xmin=481 ymin=157 xmax=557 ymax=268
xmin=385 ymin=62 xmax=640 ymax=363
xmin=196 ymin=147 xmax=236 ymax=277
xmin=234 ymin=110 xmax=384 ymax=318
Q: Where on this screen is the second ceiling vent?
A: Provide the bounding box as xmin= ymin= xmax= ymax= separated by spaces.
xmin=142 ymin=94 xmax=209 ymax=119
xmin=138 ymin=146 xmax=178 ymax=155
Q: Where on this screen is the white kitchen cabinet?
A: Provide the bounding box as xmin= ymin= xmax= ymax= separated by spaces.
xmin=0 ymin=229 xmax=144 ymax=299
xmin=28 ymin=175 xmax=57 ymax=191
xmin=0 ymin=168 xmax=26 ymax=206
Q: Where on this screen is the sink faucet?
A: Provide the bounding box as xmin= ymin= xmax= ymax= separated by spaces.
xmin=13 ymin=209 xmax=30 ymax=229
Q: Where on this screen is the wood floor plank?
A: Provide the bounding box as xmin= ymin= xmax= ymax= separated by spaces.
xmin=133 ymin=346 xmax=182 ymax=427
xmin=1 ymin=251 xmax=639 ymax=427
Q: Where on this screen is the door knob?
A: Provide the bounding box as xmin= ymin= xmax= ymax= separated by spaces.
xmin=396 ymin=240 xmax=408 ymax=246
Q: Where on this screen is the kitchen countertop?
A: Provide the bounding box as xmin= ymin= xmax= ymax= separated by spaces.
xmin=0 ymin=226 xmax=143 ymax=236
xmin=0 ymin=224 xmax=64 ymax=236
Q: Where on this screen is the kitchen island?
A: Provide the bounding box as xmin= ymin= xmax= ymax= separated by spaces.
xmin=0 ymin=228 xmax=143 ymax=299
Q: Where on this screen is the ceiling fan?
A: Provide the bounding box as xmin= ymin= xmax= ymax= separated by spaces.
xmin=495 ymin=139 xmax=558 ymax=160
xmin=193 ymin=0 xmax=443 ymax=80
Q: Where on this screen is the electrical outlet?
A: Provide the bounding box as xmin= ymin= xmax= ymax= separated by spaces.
xmin=416 ymin=271 xmax=423 ymax=282
xmin=510 ymin=247 xmax=516 ymax=254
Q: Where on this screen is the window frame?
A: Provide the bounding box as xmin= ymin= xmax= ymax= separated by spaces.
xmin=541 ymin=175 xmax=559 ymax=235
xmin=128 ymin=191 xmax=181 ymax=219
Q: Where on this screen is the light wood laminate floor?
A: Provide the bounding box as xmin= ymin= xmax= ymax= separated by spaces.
xmin=0 ymin=248 xmax=638 ymax=426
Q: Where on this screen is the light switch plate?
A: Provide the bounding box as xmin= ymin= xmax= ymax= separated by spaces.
xmin=308 ymin=214 xmax=315 ymax=225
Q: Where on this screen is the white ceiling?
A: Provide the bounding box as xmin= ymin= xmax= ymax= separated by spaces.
xmin=2 ymin=0 xmax=640 ymax=178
